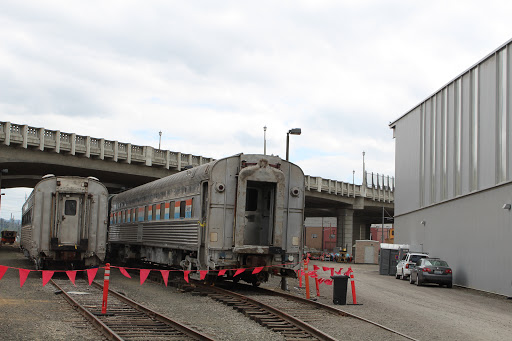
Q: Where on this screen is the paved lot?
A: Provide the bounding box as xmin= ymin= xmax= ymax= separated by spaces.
xmin=299 ymin=260 xmax=512 ymax=341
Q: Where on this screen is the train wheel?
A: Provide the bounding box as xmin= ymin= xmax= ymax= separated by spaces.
xmin=35 ymin=257 xmax=45 ymax=270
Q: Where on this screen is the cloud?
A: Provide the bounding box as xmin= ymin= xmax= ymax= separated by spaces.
xmin=1 ymin=0 xmax=512 ymax=219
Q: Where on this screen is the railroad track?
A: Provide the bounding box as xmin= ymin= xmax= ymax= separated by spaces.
xmin=185 ymin=281 xmax=418 ymax=341
xmin=223 ymin=283 xmax=419 ymax=341
xmin=190 ymin=283 xmax=336 ymax=341
xmin=51 ymin=278 xmax=214 ymax=341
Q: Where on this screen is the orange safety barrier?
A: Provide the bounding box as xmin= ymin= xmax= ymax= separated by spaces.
xmin=350 ymin=273 xmax=357 ymax=304
xmin=101 ymin=263 xmax=110 ymax=314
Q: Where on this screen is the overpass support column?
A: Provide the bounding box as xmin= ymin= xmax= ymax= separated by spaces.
xmin=336 ymin=208 xmax=354 ymax=255
xmin=3 ymin=122 xmax=10 ymax=146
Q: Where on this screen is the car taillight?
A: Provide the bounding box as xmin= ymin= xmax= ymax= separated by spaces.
xmin=405 ymin=264 xmax=409 ymax=269
xmin=422 ymin=268 xmax=431 ymax=272
xmin=445 ymin=269 xmax=452 ymax=274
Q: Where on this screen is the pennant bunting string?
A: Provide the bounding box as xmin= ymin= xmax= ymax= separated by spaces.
xmin=86 ymin=268 xmax=98 ymax=285
xmin=42 ymin=271 xmax=54 ymax=287
xmin=19 ymin=269 xmax=30 ymax=288
xmin=160 ymin=270 xmax=170 ymax=286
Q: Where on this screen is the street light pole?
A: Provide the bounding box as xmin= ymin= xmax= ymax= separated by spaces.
xmin=264 ymin=126 xmax=267 ymax=155
xmin=158 ymin=131 xmax=162 ymax=150
xmin=286 ymin=128 xmax=301 ymax=161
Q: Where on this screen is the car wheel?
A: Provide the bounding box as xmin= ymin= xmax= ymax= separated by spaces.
xmin=401 ymin=272 xmax=408 ymax=280
xmin=409 ymin=274 xmax=415 ymax=284
xmin=395 ymin=272 xmax=401 ymax=279
xmin=416 ymin=274 xmax=422 ymax=286
xmin=446 ymin=282 xmax=452 ymax=288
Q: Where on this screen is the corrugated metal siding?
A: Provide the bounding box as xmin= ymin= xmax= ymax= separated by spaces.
xmin=109 ymin=221 xmax=199 ymax=248
xmin=393 ymin=42 xmax=512 ymax=214
xmin=108 ymin=225 xmax=138 ymax=243
xmin=142 ymin=221 xmax=199 ymax=246
xmin=392 ymin=40 xmax=512 ymax=297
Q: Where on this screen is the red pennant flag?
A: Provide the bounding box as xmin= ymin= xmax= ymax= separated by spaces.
xmin=335 ymin=268 xmax=343 ymax=275
xmin=218 ymin=269 xmax=227 ymax=276
xmin=308 ymin=271 xmax=318 ymax=278
xmin=140 ymin=269 xmax=151 ymax=285
xmin=66 ymin=271 xmax=77 ymax=285
xmin=252 ymin=266 xmax=264 ymax=274
xmin=86 ymin=268 xmax=98 ymax=285
xmin=322 ymin=266 xmax=331 ymax=272
xmin=344 ymin=267 xmax=353 ymax=276
xmin=0 ymin=265 xmax=7 ymax=281
xmin=119 ymin=267 xmax=131 ymax=278
xmin=313 ymin=265 xmax=320 ymax=271
xmin=318 ymin=278 xmax=325 ymax=284
xmin=324 ymin=279 xmax=333 ymax=285
xmin=234 ymin=268 xmax=245 ymax=277
xmin=200 ymin=270 xmax=208 ymax=280
xmin=19 ymin=269 xmax=30 ymax=287
xmin=300 ymin=270 xmax=305 ymax=277
xmin=42 ymin=271 xmax=54 ymax=286
xmin=184 ymin=270 xmax=190 ymax=283
xmin=160 ymin=270 xmax=170 ymax=286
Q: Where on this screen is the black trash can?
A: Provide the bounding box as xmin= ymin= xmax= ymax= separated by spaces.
xmin=331 ymin=275 xmax=349 ymax=305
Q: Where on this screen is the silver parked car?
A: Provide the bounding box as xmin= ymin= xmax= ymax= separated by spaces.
xmin=409 ymin=258 xmax=453 ymax=288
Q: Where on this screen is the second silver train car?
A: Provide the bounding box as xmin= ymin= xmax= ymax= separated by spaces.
xmin=21 ymin=175 xmax=109 ymax=269
xmin=108 ymin=153 xmax=305 ymax=284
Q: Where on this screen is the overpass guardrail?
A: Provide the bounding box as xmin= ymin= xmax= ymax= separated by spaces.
xmin=0 ymin=121 xmax=214 ymax=170
xmin=1 ymin=121 xmax=394 ymax=203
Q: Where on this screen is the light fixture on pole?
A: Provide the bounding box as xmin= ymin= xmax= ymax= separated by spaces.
xmin=286 ymin=128 xmax=301 ymax=161
xmin=158 ymin=131 xmax=162 ymax=150
xmin=264 ymin=126 xmax=267 ymax=155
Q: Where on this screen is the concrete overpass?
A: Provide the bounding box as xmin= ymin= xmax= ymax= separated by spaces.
xmin=0 ymin=121 xmax=394 ymax=252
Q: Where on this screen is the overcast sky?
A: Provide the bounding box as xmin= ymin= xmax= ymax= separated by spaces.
xmin=1 ymin=0 xmax=512 ymax=220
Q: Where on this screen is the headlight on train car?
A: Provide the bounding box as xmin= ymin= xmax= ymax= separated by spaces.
xmin=288 ymin=255 xmax=294 ymax=262
xmin=215 ymin=183 xmax=225 ymax=192
xmin=290 ymin=187 xmax=300 ymax=197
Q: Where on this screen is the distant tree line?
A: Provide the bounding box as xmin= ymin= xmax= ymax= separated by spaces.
xmin=0 ymin=218 xmax=21 ymax=232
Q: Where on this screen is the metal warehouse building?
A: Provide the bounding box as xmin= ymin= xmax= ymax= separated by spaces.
xmin=390 ymin=39 xmax=512 ymax=297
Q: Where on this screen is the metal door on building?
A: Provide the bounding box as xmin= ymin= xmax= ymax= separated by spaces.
xmin=364 ymin=246 xmax=374 ymax=263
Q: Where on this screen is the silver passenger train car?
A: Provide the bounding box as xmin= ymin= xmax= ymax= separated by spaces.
xmin=108 ymin=153 xmax=305 ymax=284
xmin=21 ymin=175 xmax=109 ymax=269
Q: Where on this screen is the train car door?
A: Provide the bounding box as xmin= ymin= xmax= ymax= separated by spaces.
xmin=244 ymin=181 xmax=275 ymax=246
xmin=59 ymin=194 xmax=82 ymax=245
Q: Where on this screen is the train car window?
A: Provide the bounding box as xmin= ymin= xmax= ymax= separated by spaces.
xmin=180 ymin=201 xmax=186 ymax=218
xmin=168 ymin=201 xmax=174 ymax=219
xmin=201 ymin=182 xmax=208 ymax=221
xmin=22 ymin=208 xmax=33 ymax=226
xmin=159 ymin=203 xmax=165 ymax=220
xmin=186 ymin=199 xmax=193 ymax=218
xmin=246 ymin=188 xmax=258 ymax=211
xmin=65 ymin=200 xmax=77 ymax=216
